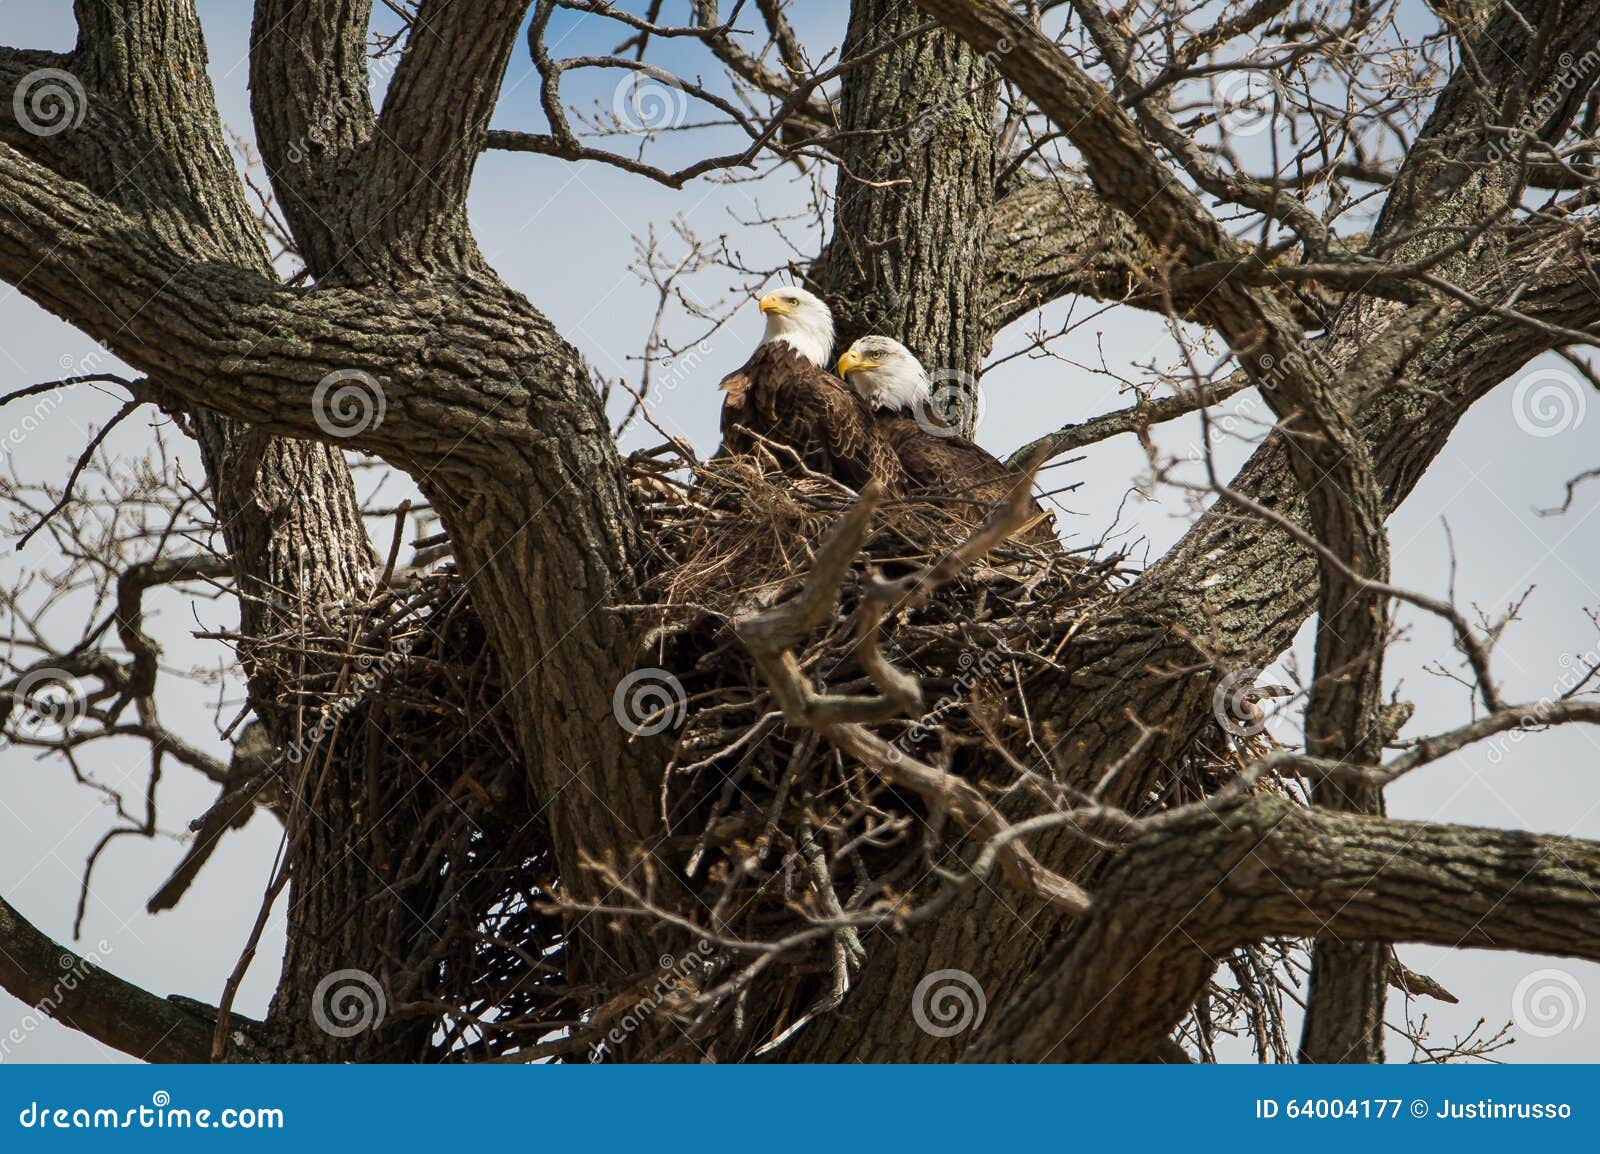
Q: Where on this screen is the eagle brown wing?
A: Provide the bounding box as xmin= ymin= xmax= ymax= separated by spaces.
xmin=720 ymin=343 xmax=906 ymax=492
xmin=877 ymin=412 xmax=1057 ymax=545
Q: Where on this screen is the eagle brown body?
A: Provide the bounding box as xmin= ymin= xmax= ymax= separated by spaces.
xmin=719 ymin=342 xmax=907 ymax=492
xmin=835 ymin=335 xmax=1059 ymax=547
xmin=877 ymin=411 xmax=1057 ymax=545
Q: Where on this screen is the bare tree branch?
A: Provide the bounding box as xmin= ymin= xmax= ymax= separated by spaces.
xmin=0 ymin=892 xmax=235 ymax=1062
xmin=972 ymin=796 xmax=1600 ymax=1062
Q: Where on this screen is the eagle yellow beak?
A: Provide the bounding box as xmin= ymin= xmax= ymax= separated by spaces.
xmin=758 ymin=293 xmax=795 ymax=316
xmin=836 ymin=349 xmax=878 ymax=377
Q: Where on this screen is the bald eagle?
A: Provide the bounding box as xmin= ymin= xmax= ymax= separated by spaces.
xmin=719 ymin=287 xmax=905 ymax=492
xmin=837 ymin=336 xmax=1056 ymax=543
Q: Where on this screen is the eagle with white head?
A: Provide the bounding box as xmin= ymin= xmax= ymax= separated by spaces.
xmin=718 ymin=287 xmax=905 ymax=492
xmin=837 ymin=335 xmax=1056 ymax=542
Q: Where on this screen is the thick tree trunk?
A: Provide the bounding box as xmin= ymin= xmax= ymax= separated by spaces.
xmin=819 ymin=0 xmax=997 ymax=433
xmin=783 ymin=0 xmax=1596 ymax=1064
xmin=62 ymin=0 xmax=389 ymax=1060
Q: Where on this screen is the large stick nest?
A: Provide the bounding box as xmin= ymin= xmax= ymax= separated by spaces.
xmin=275 ymin=444 xmax=1300 ymax=1061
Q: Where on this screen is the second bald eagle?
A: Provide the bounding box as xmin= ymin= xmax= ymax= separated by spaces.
xmin=837 ymin=336 xmax=1047 ymax=522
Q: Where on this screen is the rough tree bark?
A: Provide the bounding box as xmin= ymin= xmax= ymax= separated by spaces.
xmin=6 ymin=0 xmax=384 ymax=1060
xmin=4 ymin=0 xmax=671 ymax=1061
xmin=818 ymin=0 xmax=997 ymax=432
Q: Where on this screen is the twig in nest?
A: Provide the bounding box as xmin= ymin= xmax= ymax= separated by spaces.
xmin=733 ymin=460 xmax=1092 ymax=915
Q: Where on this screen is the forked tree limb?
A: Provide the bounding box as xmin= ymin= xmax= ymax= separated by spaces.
xmin=363 ymin=0 xmax=532 ymax=264
xmin=249 ymin=0 xmax=381 ymax=272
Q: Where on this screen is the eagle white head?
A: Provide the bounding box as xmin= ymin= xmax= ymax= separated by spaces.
xmin=758 ymin=285 xmax=834 ymax=368
xmin=835 ymin=336 xmax=929 ymax=412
